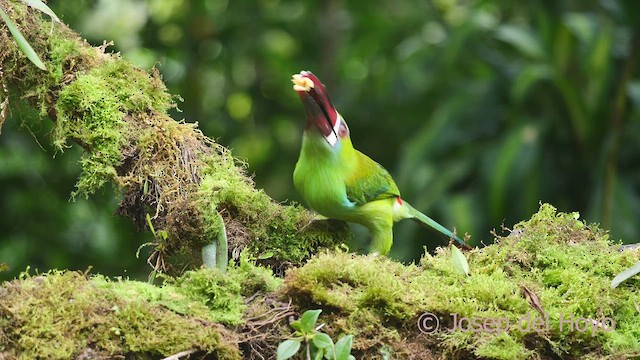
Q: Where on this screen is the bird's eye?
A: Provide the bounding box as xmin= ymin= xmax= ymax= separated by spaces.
xmin=338 ymin=121 xmax=349 ymax=138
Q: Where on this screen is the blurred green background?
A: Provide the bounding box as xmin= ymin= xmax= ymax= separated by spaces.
xmin=2 ymin=0 xmax=640 ymax=280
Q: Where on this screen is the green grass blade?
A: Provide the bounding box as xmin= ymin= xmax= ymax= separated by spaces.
xmin=0 ymin=7 xmax=46 ymax=70
xmin=611 ymin=261 xmax=640 ymax=289
xmin=21 ymin=0 xmax=60 ymax=23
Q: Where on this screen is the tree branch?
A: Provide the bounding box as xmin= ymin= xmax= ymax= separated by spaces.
xmin=0 ymin=0 xmax=350 ymax=272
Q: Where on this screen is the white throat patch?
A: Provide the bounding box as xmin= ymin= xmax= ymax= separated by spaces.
xmin=325 ymin=114 xmax=343 ymax=147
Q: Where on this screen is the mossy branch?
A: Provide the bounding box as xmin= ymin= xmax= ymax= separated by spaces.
xmin=1 ymin=204 xmax=639 ymax=359
xmin=0 ymin=0 xmax=350 ymax=272
xmin=2 ymin=3 xmax=640 ymax=360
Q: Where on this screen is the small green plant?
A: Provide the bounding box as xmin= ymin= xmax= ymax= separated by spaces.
xmin=277 ymin=309 xmax=355 ymax=360
xmin=0 ymin=0 xmax=60 ymax=70
xmin=451 ymin=245 xmax=469 ymax=276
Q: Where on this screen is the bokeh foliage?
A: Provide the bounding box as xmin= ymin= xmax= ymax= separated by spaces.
xmin=2 ymin=0 xmax=640 ymax=278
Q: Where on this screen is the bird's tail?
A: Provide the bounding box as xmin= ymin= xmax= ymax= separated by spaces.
xmin=403 ymin=201 xmax=471 ymax=249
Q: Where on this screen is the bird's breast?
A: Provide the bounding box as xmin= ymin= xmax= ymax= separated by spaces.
xmin=294 ymin=159 xmax=355 ymax=219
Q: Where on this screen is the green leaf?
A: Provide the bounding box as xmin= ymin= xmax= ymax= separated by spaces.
xmin=379 ymin=345 xmax=393 ymax=360
xmin=563 ymin=12 xmax=595 ymax=44
xmin=258 ymin=251 xmax=274 ymax=260
xmin=495 ymin=24 xmax=545 ymax=59
xmin=611 ymin=261 xmax=640 ymax=289
xmin=276 ymin=339 xmax=301 ymax=360
xmin=333 ymin=335 xmax=353 ymax=360
xmin=628 ymin=82 xmax=640 ymax=111
xmin=290 ymin=320 xmax=302 ymax=332
xmin=488 ymin=126 xmax=536 ymax=221
xmin=146 ymin=213 xmax=157 ymax=237
xmin=21 ymin=0 xmax=60 ymax=23
xmin=324 ymin=347 xmax=334 ymax=360
xmin=511 ymin=64 xmax=551 ymax=104
xmin=451 ymin=246 xmax=469 ymax=276
xmin=313 ymin=332 xmax=333 ymax=349
xmin=0 ymin=7 xmax=46 ymax=70
xmin=300 ymin=309 xmax=322 ymax=334
xmin=310 ymin=344 xmax=324 ymax=360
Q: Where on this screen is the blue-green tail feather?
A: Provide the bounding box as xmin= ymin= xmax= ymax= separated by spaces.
xmin=404 ymin=202 xmax=470 ymax=249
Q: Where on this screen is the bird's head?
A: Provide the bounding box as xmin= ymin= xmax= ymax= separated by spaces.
xmin=292 ymin=71 xmax=349 ymax=148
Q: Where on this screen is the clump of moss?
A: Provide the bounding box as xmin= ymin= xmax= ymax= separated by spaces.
xmin=283 ymin=204 xmax=640 ymax=359
xmin=196 ymin=156 xmax=351 ymax=266
xmin=0 ymin=270 xmax=241 ymax=359
xmin=53 ymin=58 xmax=177 ymax=197
xmin=0 ymin=253 xmax=287 ymax=358
xmin=165 ymin=253 xmax=283 ymax=325
xmin=0 ymin=0 xmax=105 ymax=122
xmin=283 ymin=251 xmax=442 ymax=359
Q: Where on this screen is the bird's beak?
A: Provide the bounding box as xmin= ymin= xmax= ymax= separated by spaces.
xmin=292 ymin=71 xmax=340 ymax=147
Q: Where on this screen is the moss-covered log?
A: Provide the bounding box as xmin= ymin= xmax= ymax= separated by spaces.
xmin=0 ymin=0 xmax=350 ymax=272
xmin=283 ymin=204 xmax=640 ymax=359
xmin=0 ymin=255 xmax=281 ymax=359
xmin=1 ymin=204 xmax=639 ymax=359
xmin=0 ymin=272 xmax=242 ymax=359
xmin=2 ymin=2 xmax=640 ymax=360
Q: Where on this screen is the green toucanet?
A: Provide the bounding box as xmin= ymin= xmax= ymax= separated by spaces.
xmin=292 ymin=71 xmax=470 ymax=255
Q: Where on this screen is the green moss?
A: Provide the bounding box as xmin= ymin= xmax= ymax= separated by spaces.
xmin=46 ymin=36 xmax=84 ymax=84
xmin=474 ymin=333 xmax=533 ymax=360
xmin=0 ymin=2 xmax=99 ymax=120
xmin=196 ymin=155 xmax=351 ymax=265
xmin=0 ymin=252 xmax=286 ymax=358
xmin=167 ymin=254 xmax=282 ymax=325
xmin=284 ymin=204 xmax=640 ymax=359
xmin=0 ymin=270 xmax=240 ymax=359
xmin=53 ymin=59 xmax=175 ymax=197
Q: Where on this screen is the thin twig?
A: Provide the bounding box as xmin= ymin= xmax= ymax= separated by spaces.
xmin=244 ymin=299 xmax=291 ymax=322
xmin=161 ymin=349 xmax=198 ymax=360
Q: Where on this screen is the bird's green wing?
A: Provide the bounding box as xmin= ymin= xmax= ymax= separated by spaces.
xmin=345 ymin=151 xmax=400 ymax=205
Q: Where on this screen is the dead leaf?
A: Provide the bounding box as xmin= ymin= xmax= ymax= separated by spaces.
xmin=520 ymin=285 xmax=545 ymax=317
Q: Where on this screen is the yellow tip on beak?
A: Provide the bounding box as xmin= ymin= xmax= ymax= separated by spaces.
xmin=292 ymin=73 xmax=315 ymax=92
